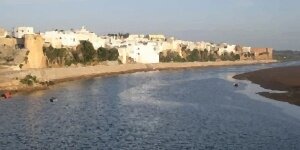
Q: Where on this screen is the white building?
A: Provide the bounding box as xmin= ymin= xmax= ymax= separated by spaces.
xmin=218 ymin=44 xmax=236 ymax=55
xmin=195 ymin=41 xmax=212 ymax=51
xmin=41 ymin=26 xmax=105 ymax=49
xmin=41 ymin=30 xmax=78 ymax=48
xmin=242 ymin=47 xmax=251 ymax=53
xmin=146 ymin=34 xmax=166 ymax=41
xmin=14 ymin=27 xmax=34 ymax=38
xmin=72 ymin=26 xmax=106 ymax=49
xmin=127 ymin=34 xmax=145 ymax=41
xmin=118 ymin=42 xmax=161 ymax=64
xmin=129 ymin=42 xmax=160 ymax=63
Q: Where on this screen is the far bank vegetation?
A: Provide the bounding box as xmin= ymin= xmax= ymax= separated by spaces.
xmin=43 ymin=41 xmax=119 ymax=67
xmin=160 ymin=48 xmax=240 ymax=63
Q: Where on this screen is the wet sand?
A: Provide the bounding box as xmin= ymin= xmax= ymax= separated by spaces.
xmin=234 ymin=66 xmax=300 ymax=106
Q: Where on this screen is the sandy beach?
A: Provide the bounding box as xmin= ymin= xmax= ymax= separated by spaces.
xmin=234 ymin=65 xmax=300 ymax=106
xmin=0 ymin=60 xmax=276 ymax=92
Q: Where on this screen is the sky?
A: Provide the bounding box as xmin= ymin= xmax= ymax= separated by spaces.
xmin=0 ymin=0 xmax=299 ymax=50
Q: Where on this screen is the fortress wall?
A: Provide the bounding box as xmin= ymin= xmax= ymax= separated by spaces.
xmin=0 ymin=38 xmax=17 ymax=48
xmin=23 ymin=35 xmax=47 ymax=69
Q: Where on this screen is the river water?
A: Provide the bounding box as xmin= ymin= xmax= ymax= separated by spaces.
xmin=1 ymin=62 xmax=300 ymax=149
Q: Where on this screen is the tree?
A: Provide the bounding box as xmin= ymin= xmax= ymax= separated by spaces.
xmin=220 ymin=51 xmax=240 ymax=61
xmin=220 ymin=51 xmax=230 ymax=61
xmin=202 ymin=49 xmax=209 ymax=61
xmin=97 ymin=47 xmax=108 ymax=61
xmin=77 ymin=41 xmax=96 ymax=63
xmin=159 ymin=51 xmax=183 ymax=62
xmin=208 ymin=53 xmax=216 ymax=61
xmin=107 ymin=48 xmax=119 ymax=60
xmin=43 ymin=46 xmax=68 ymax=65
xmin=186 ymin=49 xmax=200 ymax=62
xmin=234 ymin=53 xmax=240 ymax=60
xmin=97 ymin=47 xmax=119 ymax=61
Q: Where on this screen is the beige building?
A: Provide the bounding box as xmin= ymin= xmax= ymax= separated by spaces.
xmin=146 ymin=34 xmax=166 ymax=41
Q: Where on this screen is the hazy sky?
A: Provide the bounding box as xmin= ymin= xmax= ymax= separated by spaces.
xmin=1 ymin=0 xmax=299 ymax=50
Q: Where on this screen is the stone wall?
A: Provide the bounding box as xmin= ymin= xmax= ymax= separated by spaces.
xmin=251 ymin=48 xmax=273 ymax=60
xmin=0 ymin=38 xmax=17 ymax=48
xmin=0 ymin=38 xmax=28 ymax=66
xmin=23 ymin=35 xmax=47 ymax=69
xmin=0 ymin=28 xmax=7 ymax=38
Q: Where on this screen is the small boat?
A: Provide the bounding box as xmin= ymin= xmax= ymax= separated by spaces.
xmin=1 ymin=92 xmax=12 ymax=99
xmin=49 ymin=97 xmax=58 ymax=102
xmin=233 ymin=83 xmax=239 ymax=87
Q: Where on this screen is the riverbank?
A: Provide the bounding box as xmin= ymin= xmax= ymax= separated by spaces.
xmin=0 ymin=60 xmax=276 ymax=93
xmin=233 ymin=65 xmax=300 ymax=106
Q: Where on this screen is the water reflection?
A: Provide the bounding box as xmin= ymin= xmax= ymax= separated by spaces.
xmin=0 ymin=61 xmax=300 ymax=149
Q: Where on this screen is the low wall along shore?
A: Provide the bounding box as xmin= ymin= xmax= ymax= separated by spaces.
xmin=0 ymin=60 xmax=276 ymax=91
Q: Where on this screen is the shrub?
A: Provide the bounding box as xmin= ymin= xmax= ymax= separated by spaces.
xmin=44 ymin=46 xmax=69 ymax=65
xmin=78 ymin=41 xmax=96 ymax=63
xmin=221 ymin=52 xmax=240 ymax=61
xmin=159 ymin=51 xmax=184 ymax=62
xmin=186 ymin=49 xmax=200 ymax=62
xmin=20 ymin=74 xmax=38 ymax=86
xmin=19 ymin=64 xmax=23 ymax=69
xmin=97 ymin=47 xmax=119 ymax=61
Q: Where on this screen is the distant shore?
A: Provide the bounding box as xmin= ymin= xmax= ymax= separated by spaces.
xmin=0 ymin=60 xmax=276 ymax=93
xmin=234 ymin=65 xmax=300 ymax=106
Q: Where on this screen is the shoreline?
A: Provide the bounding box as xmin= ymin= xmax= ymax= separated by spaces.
xmin=0 ymin=60 xmax=276 ymax=93
xmin=233 ymin=65 xmax=300 ymax=106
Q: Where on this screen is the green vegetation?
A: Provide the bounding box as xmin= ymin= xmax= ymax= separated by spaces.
xmin=186 ymin=49 xmax=200 ymax=62
xmin=43 ymin=41 xmax=120 ymax=67
xmin=43 ymin=46 xmax=68 ymax=65
xmin=20 ymin=74 xmax=38 ymax=86
xmin=159 ymin=51 xmax=184 ymax=62
xmin=208 ymin=53 xmax=216 ymax=61
xmin=220 ymin=52 xmax=240 ymax=61
xmin=273 ymin=50 xmax=300 ymax=61
xmin=97 ymin=47 xmax=119 ymax=61
xmin=77 ymin=41 xmax=96 ymax=63
xmin=160 ymin=48 xmax=240 ymax=63
xmin=185 ymin=49 xmax=217 ymax=62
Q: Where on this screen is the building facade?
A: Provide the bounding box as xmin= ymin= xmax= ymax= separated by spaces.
xmin=129 ymin=42 xmax=160 ymax=64
xmin=251 ymin=48 xmax=273 ymax=60
xmin=41 ymin=26 xmax=105 ymax=49
xmin=14 ymin=27 xmax=34 ymax=38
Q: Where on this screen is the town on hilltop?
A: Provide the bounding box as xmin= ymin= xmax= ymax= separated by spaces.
xmin=0 ymin=26 xmax=273 ymax=69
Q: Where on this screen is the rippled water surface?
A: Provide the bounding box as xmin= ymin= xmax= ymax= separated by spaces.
xmin=1 ymin=62 xmax=300 ymax=149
